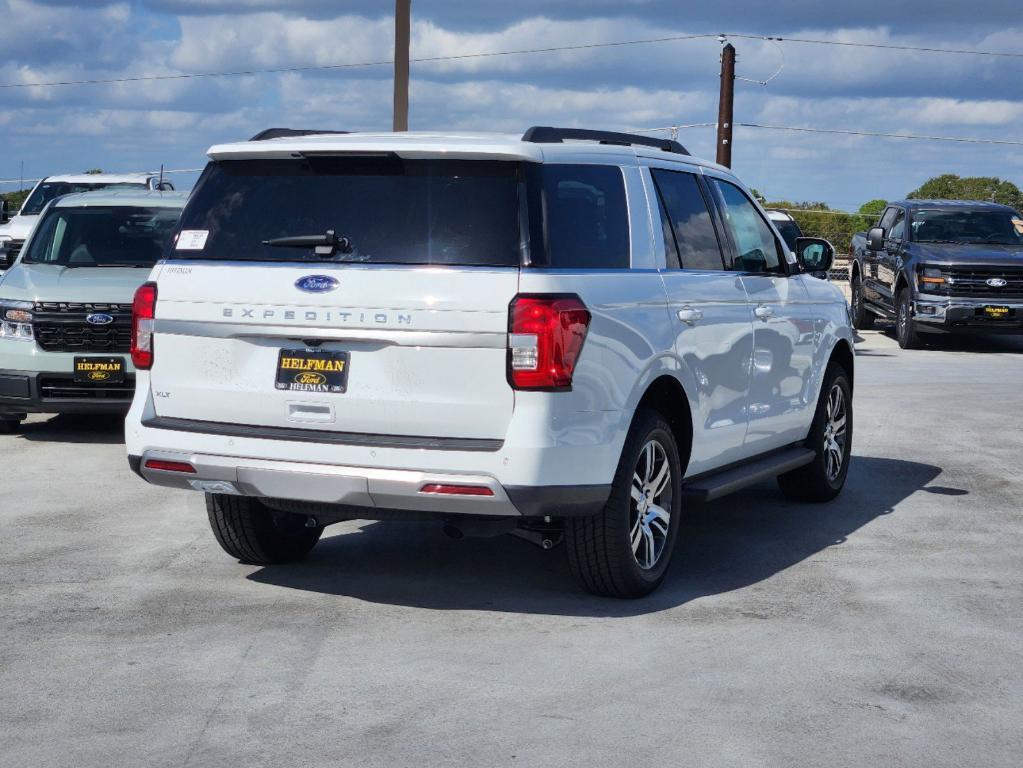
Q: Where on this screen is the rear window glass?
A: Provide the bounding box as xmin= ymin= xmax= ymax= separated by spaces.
xmin=528 ymin=164 xmax=629 ymax=269
xmin=174 ymin=158 xmax=523 ymax=266
xmin=21 ymin=182 xmax=148 ymax=215
xmin=22 ymin=206 xmax=181 ymax=267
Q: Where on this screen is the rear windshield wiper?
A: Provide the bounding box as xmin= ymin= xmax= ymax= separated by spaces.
xmin=263 ymin=229 xmax=354 ymax=259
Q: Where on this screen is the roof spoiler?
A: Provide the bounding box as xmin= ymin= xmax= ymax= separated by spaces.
xmin=522 ymin=126 xmax=689 ymax=156
xmin=248 ymin=128 xmax=351 ymax=141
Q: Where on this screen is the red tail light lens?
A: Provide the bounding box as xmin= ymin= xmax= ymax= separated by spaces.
xmin=508 ymin=295 xmax=591 ymax=390
xmin=131 ymin=282 xmax=157 ymax=369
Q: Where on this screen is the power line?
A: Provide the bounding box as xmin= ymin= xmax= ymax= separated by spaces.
xmin=0 ymin=33 xmax=717 ymax=90
xmin=737 ymin=122 xmax=1023 ymax=146
xmin=725 ymin=33 xmax=1023 ymax=59
xmin=0 ymin=167 xmax=204 ymax=186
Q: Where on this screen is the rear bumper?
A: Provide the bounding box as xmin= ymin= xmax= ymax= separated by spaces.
xmin=128 ymin=450 xmax=611 ymax=519
xmin=913 ymin=296 xmax=1023 ymax=333
xmin=0 ymin=368 xmax=135 ymax=414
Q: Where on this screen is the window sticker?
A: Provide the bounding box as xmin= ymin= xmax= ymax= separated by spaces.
xmin=176 ymin=230 xmax=209 ymax=250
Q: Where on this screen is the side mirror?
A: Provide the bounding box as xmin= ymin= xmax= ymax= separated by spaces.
xmin=0 ymin=242 xmax=12 ymax=271
xmin=0 ymin=200 xmax=8 ymax=224
xmin=795 ymin=237 xmax=834 ymax=276
xmin=866 ymin=227 xmax=885 ymax=251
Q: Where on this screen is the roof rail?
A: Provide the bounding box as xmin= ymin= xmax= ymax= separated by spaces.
xmin=248 ymin=128 xmax=350 ymax=141
xmin=521 ymin=126 xmax=689 ymax=156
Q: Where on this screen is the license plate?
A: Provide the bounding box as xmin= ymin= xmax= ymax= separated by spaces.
xmin=73 ymin=356 xmax=125 ymax=384
xmin=275 ymin=349 xmax=350 ymax=393
xmin=983 ymin=306 xmax=1011 ymax=320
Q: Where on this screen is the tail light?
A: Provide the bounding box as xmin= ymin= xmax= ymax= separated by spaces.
xmin=508 ymin=294 xmax=590 ymax=390
xmin=131 ymin=282 xmax=157 ymax=369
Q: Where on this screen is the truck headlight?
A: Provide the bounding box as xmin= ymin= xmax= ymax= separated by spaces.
xmin=0 ymin=300 xmax=34 ymax=341
xmin=918 ymin=266 xmax=947 ymax=292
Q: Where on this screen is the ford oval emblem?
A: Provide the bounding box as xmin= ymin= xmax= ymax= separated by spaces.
xmin=295 ymin=275 xmax=339 ymax=293
xmin=85 ymin=313 xmax=114 ymax=326
xmin=986 ymin=277 xmax=1008 ymax=288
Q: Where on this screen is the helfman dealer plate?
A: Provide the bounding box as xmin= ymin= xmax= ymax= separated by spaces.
xmin=275 ymin=349 xmax=350 ymax=393
xmin=73 ymin=357 xmax=125 ymax=384
xmin=983 ymin=305 xmax=1011 ymax=320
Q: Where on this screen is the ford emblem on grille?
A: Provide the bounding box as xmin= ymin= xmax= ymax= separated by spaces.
xmin=986 ymin=278 xmax=1008 ymax=288
xmin=85 ymin=313 xmax=114 ymax=325
xmin=295 ymin=275 xmax=339 ymax=293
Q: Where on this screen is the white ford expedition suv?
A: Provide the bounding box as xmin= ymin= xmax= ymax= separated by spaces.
xmin=125 ymin=127 xmax=854 ymax=597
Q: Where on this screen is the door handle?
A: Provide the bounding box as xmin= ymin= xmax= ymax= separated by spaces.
xmin=677 ymin=307 xmax=703 ymax=324
xmin=754 ymin=305 xmax=773 ymax=321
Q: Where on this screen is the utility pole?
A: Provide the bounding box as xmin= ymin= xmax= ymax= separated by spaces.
xmin=716 ymin=42 xmax=735 ymax=167
xmin=393 ymin=0 xmax=411 ymax=132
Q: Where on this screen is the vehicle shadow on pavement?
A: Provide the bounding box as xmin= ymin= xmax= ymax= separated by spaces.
xmin=247 ymin=455 xmax=948 ymax=616
xmin=14 ymin=414 xmax=125 ymax=444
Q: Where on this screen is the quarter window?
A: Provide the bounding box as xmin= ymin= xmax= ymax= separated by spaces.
xmin=889 ymin=209 xmax=906 ymax=240
xmin=529 ymin=164 xmax=630 ymax=269
xmin=651 ymin=169 xmax=724 ymax=270
xmin=709 ymin=179 xmax=784 ymax=273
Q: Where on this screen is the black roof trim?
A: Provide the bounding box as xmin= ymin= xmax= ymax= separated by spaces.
xmin=522 ymin=126 xmax=689 ymax=156
xmin=248 ymin=128 xmax=350 ymax=141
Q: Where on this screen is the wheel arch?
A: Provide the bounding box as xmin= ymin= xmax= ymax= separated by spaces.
xmin=634 ymin=374 xmax=694 ymax=470
xmin=828 ymin=338 xmax=855 ymax=388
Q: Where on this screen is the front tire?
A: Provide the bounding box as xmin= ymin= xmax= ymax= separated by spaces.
xmin=565 ymin=408 xmax=683 ymax=598
xmin=895 ymin=290 xmax=923 ymax=349
xmin=0 ymin=416 xmax=24 ymax=434
xmin=850 ymin=275 xmax=875 ymax=330
xmin=206 ymin=494 xmax=323 ymax=564
xmin=778 ymin=363 xmax=853 ymax=502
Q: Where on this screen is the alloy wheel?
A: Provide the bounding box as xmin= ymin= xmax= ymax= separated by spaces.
xmin=823 ymin=384 xmax=848 ymax=482
xmin=630 ymin=439 xmax=673 ymax=570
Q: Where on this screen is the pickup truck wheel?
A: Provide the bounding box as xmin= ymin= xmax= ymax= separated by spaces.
xmin=850 ymin=276 xmax=875 ymax=330
xmin=565 ymin=408 xmax=683 ymax=598
xmin=206 ymin=493 xmax=323 ymax=565
xmin=895 ymin=290 xmax=923 ymax=349
xmin=778 ymin=363 xmax=852 ymax=502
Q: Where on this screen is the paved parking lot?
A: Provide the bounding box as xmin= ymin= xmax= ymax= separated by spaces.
xmin=2 ymin=328 xmax=1022 ymax=768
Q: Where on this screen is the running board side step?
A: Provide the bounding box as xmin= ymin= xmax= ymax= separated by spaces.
xmin=682 ymin=447 xmax=815 ymax=502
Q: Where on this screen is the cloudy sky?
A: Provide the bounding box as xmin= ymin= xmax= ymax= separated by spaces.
xmin=2 ymin=0 xmax=1022 ymax=209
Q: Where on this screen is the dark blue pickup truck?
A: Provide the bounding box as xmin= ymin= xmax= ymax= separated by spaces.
xmin=849 ymin=199 xmax=1023 ymax=348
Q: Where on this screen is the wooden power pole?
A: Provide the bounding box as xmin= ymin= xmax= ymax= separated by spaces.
xmin=393 ymin=0 xmax=411 ymax=132
xmin=716 ymin=42 xmax=735 ymax=167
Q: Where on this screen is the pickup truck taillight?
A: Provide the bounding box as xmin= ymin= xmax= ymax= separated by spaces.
xmin=508 ymin=294 xmax=591 ymax=390
xmin=131 ymin=282 xmax=157 ymax=369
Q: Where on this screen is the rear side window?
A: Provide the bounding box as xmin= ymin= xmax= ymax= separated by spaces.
xmin=528 ymin=164 xmax=629 ymax=269
xmin=651 ymin=169 xmax=724 ymax=270
xmin=175 ymin=158 xmax=522 ymax=266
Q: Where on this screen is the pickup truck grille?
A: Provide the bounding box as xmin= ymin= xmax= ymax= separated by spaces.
xmin=940 ymin=268 xmax=1023 ymax=300
xmin=2 ymin=239 xmax=23 ymax=260
xmin=32 ymin=302 xmax=133 ymax=353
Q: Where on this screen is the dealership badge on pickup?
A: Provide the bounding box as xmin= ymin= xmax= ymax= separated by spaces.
xmin=275 ymin=349 xmax=349 ymax=393
xmin=983 ymin=305 xmax=1011 ymax=319
xmin=73 ymin=356 xmax=125 ymax=383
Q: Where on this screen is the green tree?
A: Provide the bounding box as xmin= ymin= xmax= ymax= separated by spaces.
xmin=858 ymin=199 xmax=887 ymax=217
xmin=907 ymin=174 xmax=1023 ymax=210
xmin=1 ymin=189 xmax=31 ymax=215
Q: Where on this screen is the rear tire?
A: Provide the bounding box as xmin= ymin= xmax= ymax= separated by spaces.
xmin=206 ymin=494 xmax=323 ymax=564
xmin=895 ymin=290 xmax=923 ymax=349
xmin=565 ymin=408 xmax=683 ymax=598
xmin=778 ymin=363 xmax=853 ymax=502
xmin=850 ymin=275 xmax=875 ymax=330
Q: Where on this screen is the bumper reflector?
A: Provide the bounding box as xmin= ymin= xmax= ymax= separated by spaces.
xmin=420 ymin=483 xmax=495 ymax=497
xmin=144 ymin=459 xmax=196 ymax=473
